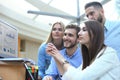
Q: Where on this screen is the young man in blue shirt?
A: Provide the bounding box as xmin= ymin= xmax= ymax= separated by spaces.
xmin=43 ymin=24 xmax=82 ymax=80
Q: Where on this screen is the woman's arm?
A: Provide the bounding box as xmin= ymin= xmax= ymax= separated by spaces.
xmin=38 ymin=43 xmax=47 ymax=78
xmin=62 ymin=48 xmax=119 ymax=80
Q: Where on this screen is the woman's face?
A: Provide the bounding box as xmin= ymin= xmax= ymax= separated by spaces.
xmin=78 ymin=23 xmax=90 ymax=47
xmin=52 ymin=23 xmax=64 ymax=40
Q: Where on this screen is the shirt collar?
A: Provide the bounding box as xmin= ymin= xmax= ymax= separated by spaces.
xmin=64 ymin=47 xmax=79 ymax=58
xmin=96 ymin=47 xmax=107 ymax=58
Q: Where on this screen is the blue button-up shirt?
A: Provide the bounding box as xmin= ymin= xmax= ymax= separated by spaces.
xmin=44 ymin=47 xmax=82 ymax=80
xmin=104 ymin=19 xmax=120 ymax=59
xmin=38 ymin=43 xmax=52 ymax=78
xmin=38 ymin=42 xmax=64 ymax=78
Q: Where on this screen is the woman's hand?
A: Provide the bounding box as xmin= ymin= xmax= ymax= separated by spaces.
xmin=46 ymin=43 xmax=65 ymax=64
xmin=46 ymin=43 xmax=70 ymax=74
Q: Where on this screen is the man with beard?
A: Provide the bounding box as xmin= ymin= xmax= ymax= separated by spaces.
xmin=84 ymin=1 xmax=120 ymax=59
xmin=43 ymin=24 xmax=82 ymax=80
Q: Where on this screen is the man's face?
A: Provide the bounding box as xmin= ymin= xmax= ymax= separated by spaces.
xmin=63 ymin=29 xmax=78 ymax=49
xmin=85 ymin=6 xmax=103 ymax=23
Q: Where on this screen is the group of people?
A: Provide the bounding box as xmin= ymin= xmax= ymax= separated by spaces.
xmin=38 ymin=1 xmax=120 ymax=80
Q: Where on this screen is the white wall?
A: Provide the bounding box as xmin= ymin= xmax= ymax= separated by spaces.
xmin=20 ymin=39 xmax=42 ymax=64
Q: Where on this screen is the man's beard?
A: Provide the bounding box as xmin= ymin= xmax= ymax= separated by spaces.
xmin=64 ymin=41 xmax=77 ymax=49
xmin=97 ymin=14 xmax=103 ymax=23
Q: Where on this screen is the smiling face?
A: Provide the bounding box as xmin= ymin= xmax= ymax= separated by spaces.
xmin=63 ymin=28 xmax=78 ymax=49
xmin=78 ymin=23 xmax=90 ymax=47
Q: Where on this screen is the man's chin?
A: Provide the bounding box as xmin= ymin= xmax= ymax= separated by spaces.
xmin=64 ymin=46 xmax=72 ymax=49
xmin=64 ymin=46 xmax=70 ymax=48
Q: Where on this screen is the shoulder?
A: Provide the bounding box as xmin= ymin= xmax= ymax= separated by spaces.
xmin=103 ymin=46 xmax=119 ymax=61
xmin=105 ymin=46 xmax=117 ymax=53
xmin=39 ymin=42 xmax=47 ymax=48
xmin=105 ymin=19 xmax=120 ymax=26
xmin=105 ymin=19 xmax=120 ymax=31
xmin=97 ymin=46 xmax=117 ymax=59
xmin=95 ymin=46 xmax=119 ymax=65
xmin=38 ymin=42 xmax=47 ymax=52
xmin=41 ymin=42 xmax=47 ymax=46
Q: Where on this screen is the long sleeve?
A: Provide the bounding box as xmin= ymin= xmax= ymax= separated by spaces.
xmin=62 ymin=47 xmax=120 ymax=80
xmin=44 ymin=58 xmax=60 ymax=80
xmin=38 ymin=43 xmax=51 ymax=78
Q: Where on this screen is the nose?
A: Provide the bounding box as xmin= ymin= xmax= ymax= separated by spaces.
xmin=78 ymin=31 xmax=82 ymax=36
xmin=63 ymin=34 xmax=69 ymax=41
xmin=63 ymin=35 xmax=68 ymax=39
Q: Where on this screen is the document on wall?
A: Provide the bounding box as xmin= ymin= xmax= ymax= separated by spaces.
xmin=0 ymin=19 xmax=18 ymax=57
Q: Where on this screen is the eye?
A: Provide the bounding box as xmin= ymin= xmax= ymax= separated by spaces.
xmin=52 ymin=28 xmax=56 ymax=31
xmin=64 ymin=33 xmax=73 ymax=37
xmin=89 ymin=11 xmax=94 ymax=16
xmin=83 ymin=27 xmax=88 ymax=31
xmin=86 ymin=11 xmax=94 ymax=18
xmin=68 ymin=33 xmax=73 ymax=37
xmin=86 ymin=14 xmax=88 ymax=18
xmin=64 ymin=33 xmax=67 ymax=36
xmin=52 ymin=28 xmax=63 ymax=31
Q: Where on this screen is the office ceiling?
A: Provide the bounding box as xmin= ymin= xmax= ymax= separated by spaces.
xmin=0 ymin=0 xmax=119 ymax=43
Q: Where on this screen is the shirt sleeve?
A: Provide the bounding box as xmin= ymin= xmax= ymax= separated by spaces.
xmin=38 ymin=43 xmax=46 ymax=78
xmin=62 ymin=48 xmax=119 ymax=80
xmin=45 ymin=58 xmax=59 ymax=80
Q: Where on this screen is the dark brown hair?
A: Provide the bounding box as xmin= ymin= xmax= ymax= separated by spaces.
xmin=81 ymin=20 xmax=105 ymax=70
xmin=65 ymin=24 xmax=80 ymax=38
xmin=85 ymin=1 xmax=103 ymax=10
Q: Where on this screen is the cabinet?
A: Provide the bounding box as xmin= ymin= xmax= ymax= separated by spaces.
xmin=0 ymin=58 xmax=37 ymax=80
xmin=0 ymin=61 xmax=26 ymax=80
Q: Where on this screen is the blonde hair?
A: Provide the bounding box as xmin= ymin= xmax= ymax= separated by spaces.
xmin=45 ymin=21 xmax=65 ymax=44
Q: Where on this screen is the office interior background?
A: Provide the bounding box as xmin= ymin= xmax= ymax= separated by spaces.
xmin=0 ymin=0 xmax=120 ymax=63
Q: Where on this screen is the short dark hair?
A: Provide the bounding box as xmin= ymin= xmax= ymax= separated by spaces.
xmin=85 ymin=1 xmax=103 ymax=9
xmin=65 ymin=24 xmax=80 ymax=38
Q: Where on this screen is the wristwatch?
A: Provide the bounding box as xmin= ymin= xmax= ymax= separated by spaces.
xmin=62 ymin=59 xmax=69 ymax=66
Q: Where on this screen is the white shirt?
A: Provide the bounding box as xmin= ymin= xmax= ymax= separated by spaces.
xmin=62 ymin=47 xmax=120 ymax=80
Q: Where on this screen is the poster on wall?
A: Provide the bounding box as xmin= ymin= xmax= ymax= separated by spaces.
xmin=0 ymin=19 xmax=18 ymax=57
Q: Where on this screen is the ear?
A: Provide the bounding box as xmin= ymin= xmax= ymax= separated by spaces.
xmin=100 ymin=9 xmax=104 ymax=14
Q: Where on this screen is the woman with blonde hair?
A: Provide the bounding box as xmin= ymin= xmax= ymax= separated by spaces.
xmin=38 ymin=21 xmax=65 ymax=80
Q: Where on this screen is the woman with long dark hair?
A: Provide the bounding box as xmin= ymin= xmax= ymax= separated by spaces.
xmin=46 ymin=20 xmax=120 ymax=80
